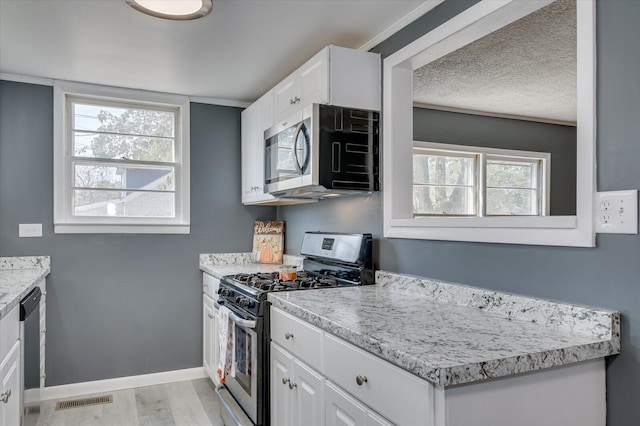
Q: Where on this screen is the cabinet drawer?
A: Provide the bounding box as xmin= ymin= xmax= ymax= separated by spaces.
xmin=0 ymin=305 xmax=19 ymax=362
xmin=271 ymin=308 xmax=322 ymax=372
xmin=202 ymin=273 xmax=219 ymax=299
xmin=324 ymin=334 xmax=433 ymax=426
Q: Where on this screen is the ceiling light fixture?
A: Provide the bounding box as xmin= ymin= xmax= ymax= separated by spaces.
xmin=125 ymin=0 xmax=212 ymax=21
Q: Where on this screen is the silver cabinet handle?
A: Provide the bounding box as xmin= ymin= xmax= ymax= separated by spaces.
xmin=41 ymin=328 xmax=46 ymax=333
xmin=293 ymin=96 xmax=300 ymax=104
xmin=282 ymin=377 xmax=290 ymax=385
xmin=207 ymin=314 xmax=214 ymax=319
xmin=356 ymin=375 xmax=368 ymax=386
xmin=288 ymin=381 xmax=297 ymax=390
xmin=0 ymin=389 xmax=11 ymax=404
xmin=289 ymin=98 xmax=295 ymax=105
xmin=41 ymin=374 xmax=46 ymax=379
xmin=285 ymin=332 xmax=294 ymax=340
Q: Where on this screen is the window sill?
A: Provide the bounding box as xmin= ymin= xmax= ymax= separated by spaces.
xmin=54 ymin=224 xmax=190 ymax=234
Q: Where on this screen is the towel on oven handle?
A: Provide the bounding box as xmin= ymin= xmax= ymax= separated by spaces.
xmin=217 ymin=305 xmax=236 ymax=383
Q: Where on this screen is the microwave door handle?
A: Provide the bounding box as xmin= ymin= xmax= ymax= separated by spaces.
xmin=292 ymin=122 xmax=310 ymax=174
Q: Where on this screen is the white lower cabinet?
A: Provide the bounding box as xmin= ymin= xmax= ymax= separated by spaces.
xmin=270 ymin=307 xmax=607 ymax=426
xmin=0 ymin=340 xmax=21 ymax=426
xmin=203 ymin=293 xmax=218 ymax=384
xmin=271 ymin=342 xmax=324 ymax=426
xmin=325 ymin=381 xmax=393 ymax=426
xmin=203 ymin=274 xmax=220 ymax=385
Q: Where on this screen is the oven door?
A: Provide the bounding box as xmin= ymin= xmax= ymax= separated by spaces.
xmin=216 ymin=303 xmax=261 ymax=425
xmin=264 ymin=108 xmax=313 ymax=194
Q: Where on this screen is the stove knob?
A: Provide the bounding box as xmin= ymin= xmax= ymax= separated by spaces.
xmin=240 ymin=298 xmax=251 ymax=308
xmin=220 ymin=288 xmax=230 ymax=297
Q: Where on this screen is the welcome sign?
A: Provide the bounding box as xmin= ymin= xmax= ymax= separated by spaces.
xmin=252 ymin=221 xmax=284 ymax=264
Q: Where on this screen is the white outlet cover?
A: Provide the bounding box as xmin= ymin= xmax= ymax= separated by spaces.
xmin=19 ymin=223 xmax=43 ymax=238
xmin=595 ymin=190 xmax=638 ymax=234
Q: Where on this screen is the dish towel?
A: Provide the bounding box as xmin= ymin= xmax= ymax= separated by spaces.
xmin=217 ymin=306 xmax=235 ymax=384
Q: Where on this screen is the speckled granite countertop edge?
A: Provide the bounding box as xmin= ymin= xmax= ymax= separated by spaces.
xmin=0 ymin=256 xmax=51 ymax=320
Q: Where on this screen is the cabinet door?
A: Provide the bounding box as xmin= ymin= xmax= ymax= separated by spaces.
xmin=241 ymin=103 xmax=258 ymax=204
xmin=366 ymin=411 xmax=394 ymax=426
xmin=0 ymin=341 xmax=21 ymax=426
xmin=273 ymin=74 xmax=298 ymax=123
xmin=299 ymin=48 xmax=328 ymax=107
xmin=292 ymin=359 xmax=324 ymax=426
xmin=325 ymin=381 xmax=366 ymax=426
xmin=211 ymin=303 xmax=219 ymax=385
xmin=271 ymin=343 xmax=294 ymax=426
xmin=203 ymin=295 xmax=215 ymax=381
xmin=242 ymin=93 xmax=276 ymax=205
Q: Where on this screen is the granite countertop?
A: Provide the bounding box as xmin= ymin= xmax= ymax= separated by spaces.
xmin=0 ymin=256 xmax=51 ymax=320
xmin=268 ymin=271 xmax=620 ymax=387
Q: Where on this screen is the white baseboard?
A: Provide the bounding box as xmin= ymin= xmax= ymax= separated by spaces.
xmin=39 ymin=367 xmax=207 ymax=401
xmin=24 ymin=388 xmax=41 ymax=405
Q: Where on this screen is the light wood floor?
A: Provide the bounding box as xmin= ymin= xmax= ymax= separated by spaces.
xmin=24 ymin=378 xmax=224 ymax=426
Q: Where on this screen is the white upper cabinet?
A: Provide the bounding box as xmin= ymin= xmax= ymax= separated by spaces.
xmin=241 ymin=91 xmax=277 ymax=205
xmin=273 ymin=45 xmax=380 ymax=124
xmin=274 ymin=49 xmax=329 ymax=122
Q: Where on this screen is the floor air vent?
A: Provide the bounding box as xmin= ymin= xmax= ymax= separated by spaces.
xmin=55 ymin=395 xmax=113 ymax=410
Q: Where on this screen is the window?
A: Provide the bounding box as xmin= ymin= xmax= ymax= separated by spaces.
xmin=383 ymin=0 xmax=596 ymax=246
xmin=412 ymin=142 xmax=550 ymax=217
xmin=54 ymin=82 xmax=190 ymax=234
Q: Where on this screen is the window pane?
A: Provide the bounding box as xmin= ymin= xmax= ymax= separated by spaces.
xmin=413 ymin=185 xmax=475 ymax=215
xmin=486 ymin=159 xmax=537 ymax=189
xmin=413 ymin=153 xmax=474 ymax=186
xmin=74 ymin=164 xmax=174 ymax=191
xmin=73 ymin=132 xmax=174 ymax=162
xmin=74 ymin=190 xmax=175 ymax=218
xmin=72 ymin=103 xmax=174 ymax=137
xmin=486 ymin=188 xmax=537 ymax=215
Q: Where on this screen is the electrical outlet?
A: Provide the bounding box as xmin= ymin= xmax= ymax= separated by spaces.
xmin=595 ymin=190 xmax=638 ymax=234
xmin=19 ymin=223 xmax=42 ymax=238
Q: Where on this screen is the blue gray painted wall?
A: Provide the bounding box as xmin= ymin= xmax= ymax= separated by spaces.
xmin=278 ymin=1 xmax=640 ymax=424
xmin=0 ymin=80 xmax=277 ymax=385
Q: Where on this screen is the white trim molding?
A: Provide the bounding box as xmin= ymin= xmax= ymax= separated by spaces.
xmin=382 ymin=0 xmax=597 ymax=247
xmin=0 ymin=73 xmax=248 ymax=108
xmin=359 ymin=0 xmax=446 ymax=52
xmin=38 ymin=367 xmax=206 ymax=401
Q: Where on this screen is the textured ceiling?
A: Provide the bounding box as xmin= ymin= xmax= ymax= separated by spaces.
xmin=413 ymin=0 xmax=576 ymax=123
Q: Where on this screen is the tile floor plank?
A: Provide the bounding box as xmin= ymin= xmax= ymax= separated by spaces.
xmin=135 ymin=385 xmax=176 ymax=426
xmin=102 ymin=388 xmax=139 ymax=426
xmin=164 ymin=380 xmax=213 ymax=426
xmin=191 ymin=379 xmax=224 ymax=426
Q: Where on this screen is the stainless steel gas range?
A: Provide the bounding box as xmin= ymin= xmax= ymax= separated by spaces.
xmin=214 ymin=232 xmax=373 ymax=426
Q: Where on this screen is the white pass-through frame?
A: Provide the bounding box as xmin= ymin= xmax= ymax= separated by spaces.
xmin=382 ymin=0 xmax=596 ymax=246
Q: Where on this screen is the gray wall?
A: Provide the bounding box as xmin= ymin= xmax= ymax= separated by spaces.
xmin=414 ymin=108 xmax=576 ymax=215
xmin=278 ymin=1 xmax=640 ymax=425
xmin=0 ymin=80 xmax=277 ymax=385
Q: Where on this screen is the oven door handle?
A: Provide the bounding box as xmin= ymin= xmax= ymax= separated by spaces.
xmin=214 ymin=302 xmax=257 ymax=330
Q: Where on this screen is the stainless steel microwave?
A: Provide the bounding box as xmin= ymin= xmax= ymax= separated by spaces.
xmin=264 ymin=104 xmax=379 ymax=199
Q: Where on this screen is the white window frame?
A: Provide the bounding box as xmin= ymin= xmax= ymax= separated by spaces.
xmin=382 ymin=0 xmax=596 ymax=246
xmin=54 ymin=81 xmax=190 ymax=234
xmin=412 ymin=142 xmax=551 ymax=217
